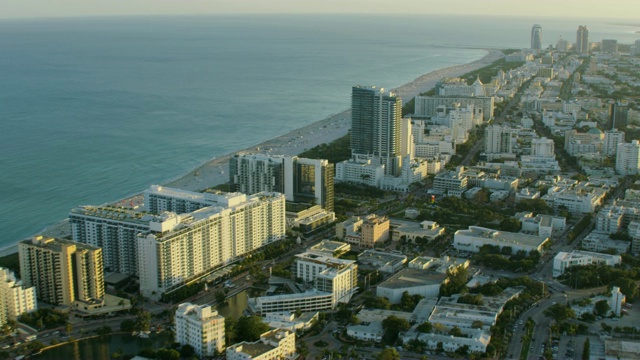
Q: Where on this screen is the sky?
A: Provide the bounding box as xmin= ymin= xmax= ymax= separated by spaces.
xmin=1 ymin=0 xmax=639 ymax=20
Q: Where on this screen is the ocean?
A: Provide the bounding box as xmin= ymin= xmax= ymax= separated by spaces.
xmin=0 ymin=14 xmax=638 ymax=250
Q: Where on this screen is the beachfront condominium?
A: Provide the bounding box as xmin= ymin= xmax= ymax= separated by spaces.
xmin=531 ymin=24 xmax=542 ymax=51
xmin=19 ymin=236 xmax=104 ymax=306
xmin=576 ymin=25 xmax=589 ymax=54
xmin=175 ymin=303 xmax=225 ymax=357
xmin=136 ymin=191 xmax=286 ymax=298
xmin=0 ymin=268 xmax=37 ymax=326
xmin=229 ymin=154 xmax=334 ymax=211
xmin=351 ymin=86 xmax=403 ymax=176
xmin=70 ymin=186 xmax=286 ymax=298
xmin=616 ymin=141 xmax=640 ymax=176
xmin=414 ymin=96 xmax=494 ymax=121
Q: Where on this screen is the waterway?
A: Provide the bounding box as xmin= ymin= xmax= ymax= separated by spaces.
xmin=36 ymin=290 xmax=252 ymax=359
xmin=34 ymin=332 xmax=174 ymax=360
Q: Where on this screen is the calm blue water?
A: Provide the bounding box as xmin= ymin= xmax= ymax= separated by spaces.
xmin=1 ymin=15 xmax=638 ymax=249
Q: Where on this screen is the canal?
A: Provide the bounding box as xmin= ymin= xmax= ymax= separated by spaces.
xmin=36 ymin=289 xmax=253 ymax=360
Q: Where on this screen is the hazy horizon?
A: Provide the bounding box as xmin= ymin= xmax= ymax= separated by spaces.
xmin=2 ymin=0 xmax=640 ymax=21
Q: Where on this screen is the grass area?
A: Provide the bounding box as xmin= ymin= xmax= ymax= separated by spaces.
xmin=298 ymin=133 xmax=351 ymax=164
xmin=520 ymin=319 xmax=536 ymax=360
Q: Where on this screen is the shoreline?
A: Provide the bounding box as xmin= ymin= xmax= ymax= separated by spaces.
xmin=0 ymin=48 xmax=503 ymax=258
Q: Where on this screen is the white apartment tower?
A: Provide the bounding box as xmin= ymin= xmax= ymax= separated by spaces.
xmin=175 ymin=303 xmax=225 ymax=357
xmin=137 ymin=191 xmax=286 ymax=298
xmin=603 ymin=129 xmax=625 ymax=157
xmin=0 ymin=268 xmax=37 ymax=326
xmin=532 ymin=137 xmax=555 ymax=157
xmin=484 ymin=125 xmax=513 ymax=157
xmin=616 ymin=141 xmax=640 ymax=176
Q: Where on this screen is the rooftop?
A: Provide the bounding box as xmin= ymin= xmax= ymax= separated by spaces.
xmin=378 ymin=268 xmax=447 ymax=289
xmin=456 ymin=226 xmax=549 ymax=248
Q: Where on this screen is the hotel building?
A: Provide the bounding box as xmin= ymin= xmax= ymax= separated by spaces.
xmin=0 ymin=268 xmax=37 ymax=326
xmin=19 ymin=236 xmax=104 ymax=306
xmin=175 ymin=303 xmax=225 ymax=357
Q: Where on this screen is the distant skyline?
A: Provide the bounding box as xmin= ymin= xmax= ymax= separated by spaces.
xmin=1 ymin=0 xmax=639 ymax=20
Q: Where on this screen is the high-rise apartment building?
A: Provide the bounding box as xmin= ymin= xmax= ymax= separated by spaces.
xmin=351 ymin=86 xmax=402 ymax=176
xmin=532 ymin=138 xmax=555 ymax=157
xmin=137 ymin=191 xmax=286 ymax=298
xmin=616 ymin=141 xmax=640 ymax=176
xmin=531 ymin=24 xmax=542 ymax=51
xmin=576 ymin=25 xmax=589 ymax=54
xmin=556 ymin=37 xmax=569 ymax=52
xmin=609 ymin=100 xmax=630 ymax=130
xmin=484 ymin=125 xmax=513 ymax=159
xmin=230 ymin=154 xmax=334 ymax=211
xmin=19 ymin=236 xmax=104 ymax=306
xmin=602 ymin=39 xmax=618 ymax=53
xmin=175 ymin=303 xmax=225 ymax=357
xmin=603 ymin=129 xmax=625 ymax=157
xmin=0 ymin=268 xmax=37 ymax=326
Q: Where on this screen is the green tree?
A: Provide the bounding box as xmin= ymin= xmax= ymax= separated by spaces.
xmin=448 ymin=326 xmax=464 ymax=337
xmin=120 ymin=319 xmax=136 ymax=332
xmin=156 ymin=348 xmax=180 ymax=360
xmin=376 ymin=348 xmax=400 ymax=360
xmin=135 ymin=310 xmax=152 ymax=332
xmin=214 ymin=291 xmax=227 ymax=304
xmin=381 ymin=315 xmax=410 ymax=344
xmin=544 ymin=303 xmax=575 ymax=322
xmin=416 ymin=322 xmax=433 ymax=333
xmin=594 ymin=300 xmax=610 ymax=317
xmin=471 ymin=320 xmax=484 ymax=329
xmin=236 ymin=316 xmax=270 ymax=342
xmin=500 ymin=218 xmax=521 ymax=232
xmin=179 ymin=344 xmax=195 ymax=358
xmin=583 ymin=338 xmax=590 ymax=360
xmin=225 ymin=317 xmax=237 ymax=346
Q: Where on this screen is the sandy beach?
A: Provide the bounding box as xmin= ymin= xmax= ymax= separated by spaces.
xmin=165 ymin=48 xmax=503 ymax=193
xmin=3 ymin=48 xmax=503 ymax=256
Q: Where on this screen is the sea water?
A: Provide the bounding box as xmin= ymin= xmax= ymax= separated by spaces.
xmin=0 ymin=15 xmax=638 ymax=249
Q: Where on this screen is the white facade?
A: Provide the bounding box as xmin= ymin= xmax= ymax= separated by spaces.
xmin=137 ymin=192 xmax=286 ymax=298
xmin=175 ymin=303 xmax=225 ymax=357
xmin=414 ymin=96 xmax=494 ymax=121
xmin=0 ymin=268 xmax=37 ymax=326
xmin=603 ymin=130 xmax=625 ymax=157
xmin=453 ymin=226 xmax=549 ymax=254
xmin=532 ymin=137 xmax=555 ymax=157
xmin=517 ymin=213 xmax=566 ymax=238
xmin=553 ymin=250 xmax=622 ymax=277
xmin=251 ymin=253 xmax=357 ymax=314
xmin=335 ymin=156 xmax=385 ymax=187
xmin=581 ymin=233 xmax=630 ymax=254
xmin=226 ymin=329 xmax=296 ymax=360
xmin=541 ymin=185 xmax=607 ymax=214
xmin=616 ymin=141 xmax=640 ymax=176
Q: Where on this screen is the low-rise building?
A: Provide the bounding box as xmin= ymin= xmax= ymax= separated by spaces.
xmin=453 ymin=226 xmax=549 ymax=254
xmin=541 ymin=183 xmax=607 ymax=214
xmin=226 ymin=329 xmax=296 ymax=360
xmin=581 ymin=232 xmax=630 ymax=254
xmin=339 ymin=214 xmax=390 ymax=248
xmin=391 ymin=220 xmax=446 ymax=242
xmin=433 ymin=167 xmax=468 ymax=195
xmin=515 ymin=188 xmax=541 ymax=202
xmin=175 ymin=303 xmax=225 ymax=357
xmin=553 ymin=250 xmax=622 ymax=277
xmin=516 ymin=212 xmax=566 ymax=237
xmin=264 ymin=312 xmax=319 ymax=332
xmin=250 ymin=253 xmax=358 ymax=314
xmin=357 ymin=250 xmax=407 ymax=274
xmin=605 ymin=339 xmax=640 ymax=360
xmin=408 ymin=256 xmax=469 ymax=274
xmin=376 ymin=269 xmax=447 ymax=303
xmin=307 ymin=240 xmax=350 ymax=258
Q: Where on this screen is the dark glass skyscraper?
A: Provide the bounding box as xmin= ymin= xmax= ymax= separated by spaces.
xmin=531 ymin=24 xmax=542 ymax=51
xmin=351 ymin=86 xmax=402 ymax=175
